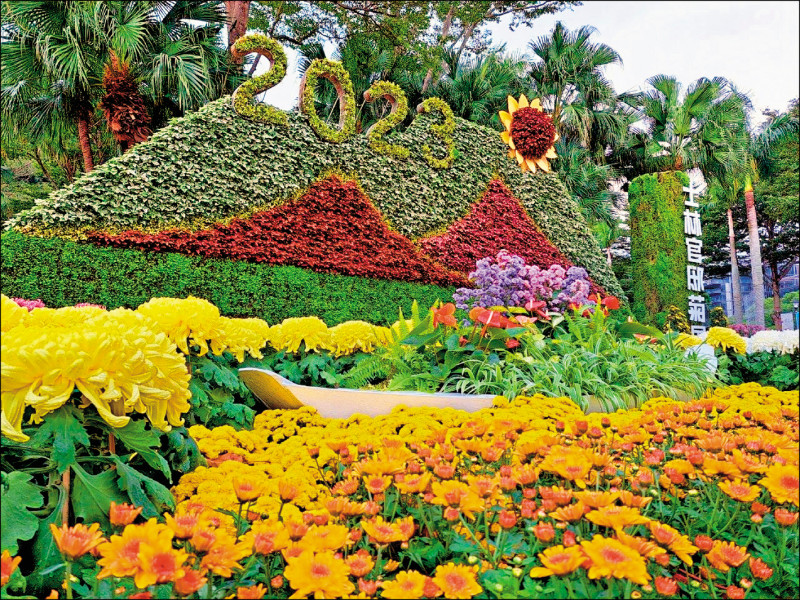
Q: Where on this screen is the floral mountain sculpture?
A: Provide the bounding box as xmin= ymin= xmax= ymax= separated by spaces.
xmin=500 ymin=95 xmax=558 ymax=173
xmin=4 ymin=66 xmax=621 ymax=322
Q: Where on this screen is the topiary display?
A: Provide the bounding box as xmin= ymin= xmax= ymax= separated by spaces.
xmin=231 ymin=34 xmax=288 ymax=126
xmin=300 ymin=59 xmax=357 ymax=143
xmin=499 ymin=95 xmax=558 ymax=173
xmin=710 ymin=306 xmax=728 ymax=327
xmin=416 ymin=97 xmax=456 ymax=169
xmin=629 ymin=172 xmax=689 ymax=325
xmin=363 ymin=81 xmax=409 ymax=159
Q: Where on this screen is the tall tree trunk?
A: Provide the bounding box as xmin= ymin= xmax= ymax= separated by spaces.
xmin=743 ymin=178 xmax=765 ymax=327
xmin=765 ymin=221 xmax=783 ymax=330
xmin=606 ymin=246 xmax=612 ymax=266
xmin=225 ymin=0 xmax=251 ymax=57
xmin=76 ymin=111 xmax=94 ymax=173
xmin=31 ymin=148 xmax=53 ymax=185
xmin=422 ymin=6 xmax=454 ymax=93
xmin=727 ymin=208 xmax=743 ymax=324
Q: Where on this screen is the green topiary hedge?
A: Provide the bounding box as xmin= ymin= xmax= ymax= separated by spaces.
xmin=629 ymin=171 xmax=689 ymax=325
xmin=0 ymin=231 xmax=454 ymax=325
xmin=8 ymin=97 xmax=622 ymax=298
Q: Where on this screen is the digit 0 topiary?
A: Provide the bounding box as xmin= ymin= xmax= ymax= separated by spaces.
xmin=364 ymin=81 xmax=409 ymax=159
xmin=417 ymin=97 xmax=456 ymax=169
xmin=300 ymin=59 xmax=356 ymax=143
xmin=231 ymin=34 xmax=287 ymax=126
xmin=629 ymin=172 xmax=689 ymax=326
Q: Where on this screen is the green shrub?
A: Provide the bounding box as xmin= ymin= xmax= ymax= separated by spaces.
xmin=0 ymin=231 xmax=454 ymax=325
xmin=629 ymin=172 xmax=689 ymax=324
xmin=8 ymin=97 xmax=623 ymax=298
xmin=710 ymin=306 xmax=727 ymax=327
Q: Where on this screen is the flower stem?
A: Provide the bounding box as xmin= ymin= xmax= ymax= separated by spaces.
xmin=64 ymin=561 xmax=73 ymax=600
xmin=61 ymin=467 xmax=70 ymax=526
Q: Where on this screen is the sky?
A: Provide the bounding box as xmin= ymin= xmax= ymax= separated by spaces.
xmin=264 ymin=1 xmax=800 ymax=125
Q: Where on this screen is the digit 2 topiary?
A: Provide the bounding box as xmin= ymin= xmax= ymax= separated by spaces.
xmin=364 ymin=81 xmax=409 ymax=159
xmin=231 ymin=34 xmax=288 ymax=126
xmin=629 ymin=171 xmax=689 ymax=325
xmin=300 ymin=59 xmax=357 ymax=143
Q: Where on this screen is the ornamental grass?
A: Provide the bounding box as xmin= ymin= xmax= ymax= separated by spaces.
xmin=4 ymin=383 xmax=795 ymax=599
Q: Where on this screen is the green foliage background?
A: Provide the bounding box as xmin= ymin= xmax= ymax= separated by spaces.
xmin=6 ymin=96 xmax=622 ymax=301
xmin=629 ymin=171 xmax=689 ymax=324
xmin=0 ymin=231 xmax=453 ymax=325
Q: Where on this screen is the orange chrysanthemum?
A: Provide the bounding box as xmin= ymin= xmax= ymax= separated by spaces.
xmin=574 ymin=491 xmax=619 ymax=508
xmin=236 ymin=584 xmax=268 ymax=599
xmin=344 ymin=549 xmax=374 ymax=578
xmin=718 ymin=480 xmax=761 ymax=503
xmin=540 ymin=447 xmax=594 ymax=488
xmin=580 ymin=535 xmax=651 ymax=585
xmin=647 ymin=522 xmax=698 ymax=565
xmin=172 ymin=568 xmax=208 ymax=596
xmin=430 ymin=481 xmax=484 ymax=520
xmin=618 ymin=490 xmax=652 ymax=508
xmin=284 ymin=550 xmax=354 ymax=599
xmin=297 ymin=524 xmax=350 ymax=553
xmin=549 ymin=501 xmax=587 ymax=523
xmin=759 ymin=464 xmax=799 ymax=506
xmin=381 ymin=570 xmax=428 ymax=599
xmin=199 ymin=541 xmax=249 ymax=577
xmin=1 ymin=550 xmax=22 ymax=587
xmin=432 ymin=563 xmax=482 ymax=599
xmin=706 ymin=541 xmax=749 ymax=572
xmin=364 ymin=475 xmax=392 ymax=495
xmin=109 ymin=502 xmax=144 ymax=527
xmin=232 ymin=477 xmax=263 ymax=503
xmin=97 ymin=520 xmax=173 ymax=579
xmin=529 ymin=545 xmax=584 ymax=578
xmin=134 ymin=542 xmax=189 ymax=589
xmin=50 ymin=522 xmax=105 ymax=561
xmin=585 ymin=506 xmax=650 ymax=530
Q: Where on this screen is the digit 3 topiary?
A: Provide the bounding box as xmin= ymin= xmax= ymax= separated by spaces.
xmin=231 ymin=34 xmax=288 ymax=126
xmin=416 ymin=97 xmax=456 ymax=169
xmin=364 ymin=81 xmax=409 ymax=159
xmin=300 ymin=59 xmax=357 ymax=143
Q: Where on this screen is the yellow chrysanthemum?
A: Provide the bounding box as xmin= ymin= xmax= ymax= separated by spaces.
xmin=675 ymin=333 xmax=702 ymax=349
xmin=137 ymin=296 xmax=222 ymax=355
xmin=759 ymin=464 xmax=799 ymax=506
xmin=268 ymin=316 xmax=330 ymax=353
xmin=580 ymin=535 xmax=650 ymax=585
xmin=499 ymin=94 xmax=559 ymax=173
xmin=0 ymin=295 xmax=28 ymax=332
xmin=284 ymin=550 xmax=354 ymax=599
xmin=24 ymin=305 xmax=106 ymax=328
xmin=325 ymin=320 xmax=382 ymax=356
xmin=213 ymin=316 xmax=271 ymax=362
xmin=705 ymin=326 xmax=747 ymax=355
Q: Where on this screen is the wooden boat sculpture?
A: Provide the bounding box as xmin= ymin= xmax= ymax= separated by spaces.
xmin=238 ymin=368 xmax=497 ymax=419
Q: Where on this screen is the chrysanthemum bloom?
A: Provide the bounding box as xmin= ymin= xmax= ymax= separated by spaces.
xmin=580 ymin=535 xmax=651 ymax=585
xmin=532 ymin=522 xmax=555 ymax=542
xmin=172 ymin=568 xmax=208 ymax=596
xmin=654 ymin=576 xmax=679 ymax=596
xmin=718 ymin=480 xmax=761 ymax=503
xmin=574 ymin=491 xmax=619 ymax=508
xmin=364 ymin=475 xmax=392 ymax=495
xmin=278 ymin=479 xmax=301 ymax=502
xmin=618 ymin=491 xmax=652 ymax=508
xmin=228 ymin=583 xmax=265 ymax=599
xmin=298 ymin=524 xmax=350 ymax=553
xmin=549 ymin=502 xmax=587 ymax=523
xmin=586 ymin=506 xmax=650 ymax=530
xmin=284 ymin=550 xmax=354 ymax=599
xmin=200 ymin=541 xmax=248 ymax=577
xmin=232 ymin=477 xmax=262 ymax=503
xmin=759 ymin=464 xmax=799 ymax=506
xmin=539 ymin=447 xmax=593 ymax=488
xmin=381 ymin=570 xmax=428 ymax=599
xmin=1 ymin=550 xmax=22 ymax=586
xmin=50 ymin=522 xmax=105 ymax=561
xmin=268 ymin=316 xmax=330 ymax=353
xmin=725 ymin=585 xmax=746 ymax=599
xmin=748 ymin=557 xmax=773 ymax=580
xmin=647 ymin=522 xmax=698 ymax=565
xmin=694 ymin=535 xmax=714 ymax=552
xmin=615 ymin=530 xmax=667 ymax=560
xmin=432 ymin=563 xmax=482 ymax=599
xmin=774 ymin=508 xmax=799 ymax=526
xmin=190 ymin=529 xmax=218 ymax=553
xmin=110 ymin=502 xmax=144 ymax=527
xmin=395 ymin=473 xmax=432 ymax=495
xmin=164 ymin=512 xmax=200 ymax=539
xmin=344 ymin=550 xmax=374 ymax=578
xmin=97 ymin=520 xmax=173 ymax=579
xmin=707 ymin=541 xmax=750 ymax=572
xmin=430 ymin=481 xmax=484 ymax=520
xmin=134 ymin=542 xmax=189 ymax=588
xmin=528 ymin=545 xmax=584 ymax=578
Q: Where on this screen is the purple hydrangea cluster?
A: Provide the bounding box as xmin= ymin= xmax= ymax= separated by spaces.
xmin=453 ymin=250 xmax=594 ymax=312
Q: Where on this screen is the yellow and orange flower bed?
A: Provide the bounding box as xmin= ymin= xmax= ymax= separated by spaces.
xmin=6 ymin=383 xmax=796 ymax=599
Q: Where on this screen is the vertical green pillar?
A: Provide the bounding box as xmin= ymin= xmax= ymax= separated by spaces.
xmin=629 ymin=171 xmax=689 ymax=326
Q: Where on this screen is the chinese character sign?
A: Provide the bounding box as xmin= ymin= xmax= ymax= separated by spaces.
xmin=683 ymin=182 xmax=706 ymax=335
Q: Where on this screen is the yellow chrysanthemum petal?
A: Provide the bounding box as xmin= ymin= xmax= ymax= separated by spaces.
xmin=518 ymin=94 xmax=529 ymax=108
xmin=507 ymin=95 xmax=519 ymax=113
xmin=499 ymin=110 xmax=512 ymax=130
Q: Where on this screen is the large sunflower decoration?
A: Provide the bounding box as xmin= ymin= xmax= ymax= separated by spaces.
xmin=499 ymin=95 xmax=558 ymax=173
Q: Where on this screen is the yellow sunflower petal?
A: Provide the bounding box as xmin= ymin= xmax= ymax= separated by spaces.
xmin=531 ymin=98 xmax=542 ymax=110
xmin=500 ymin=130 xmax=511 ymax=143
xmin=525 ymin=158 xmax=538 ymax=172
xmin=546 ymin=147 xmax=558 ymax=158
xmin=535 ymin=157 xmax=551 ymax=172
xmin=516 ymin=151 xmax=525 ymax=166
xmin=519 ymin=94 xmax=529 ymax=108
xmin=508 ymin=149 xmax=517 ymax=159
xmin=554 ymin=131 xmax=560 ymax=142
xmin=507 ymin=95 xmax=519 ymax=113
xmin=499 ymin=110 xmax=512 ymax=130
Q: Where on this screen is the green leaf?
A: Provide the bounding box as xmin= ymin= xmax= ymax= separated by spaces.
xmin=1 ymin=472 xmax=45 ymax=553
xmin=112 ymin=419 xmax=170 ymax=479
xmin=25 ymin=489 xmax=67 ymax=594
xmin=113 ymin=458 xmax=175 ymax=518
xmin=71 ymin=464 xmax=126 ymax=525
xmin=28 ymin=405 xmax=90 ymax=474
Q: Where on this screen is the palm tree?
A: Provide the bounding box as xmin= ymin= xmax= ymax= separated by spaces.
xmin=526 ymin=22 xmax=627 ymax=157
xmin=553 ymin=138 xmax=618 ymax=226
xmin=592 ymin=219 xmax=622 ymax=266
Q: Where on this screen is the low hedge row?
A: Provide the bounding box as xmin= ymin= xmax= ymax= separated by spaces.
xmin=0 ymin=232 xmax=453 ymax=325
